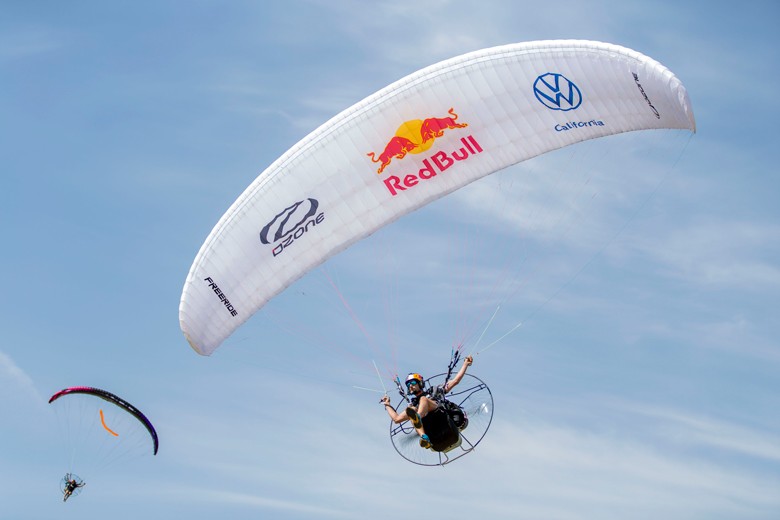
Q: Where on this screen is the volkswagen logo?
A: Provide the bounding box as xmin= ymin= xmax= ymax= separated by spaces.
xmin=533 ymin=73 xmax=582 ymax=111
xmin=259 ymin=198 xmax=319 ymax=244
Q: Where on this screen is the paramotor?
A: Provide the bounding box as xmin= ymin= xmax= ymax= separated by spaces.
xmin=389 ymin=373 xmax=493 ymax=466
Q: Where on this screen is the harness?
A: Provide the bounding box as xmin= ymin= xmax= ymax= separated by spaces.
xmin=409 ymin=386 xmax=444 ymax=408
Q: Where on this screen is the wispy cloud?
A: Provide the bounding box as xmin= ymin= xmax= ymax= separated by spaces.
xmin=157 ymin=485 xmax=356 ymax=517
xmin=623 ymin=403 xmax=780 ymax=462
xmin=475 ymin=412 xmax=780 ymax=519
xmin=632 ymin=217 xmax=780 ymax=290
xmin=0 ymin=351 xmax=48 ymax=440
xmin=0 ymin=350 xmax=41 ymax=401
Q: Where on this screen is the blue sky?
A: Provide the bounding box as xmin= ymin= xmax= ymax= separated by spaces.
xmin=2 ymin=1 xmax=779 ymax=518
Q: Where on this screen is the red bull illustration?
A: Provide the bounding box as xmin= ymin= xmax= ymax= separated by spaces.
xmin=367 ymin=108 xmax=468 ymax=174
xmin=366 ymin=135 xmax=419 ymax=174
xmin=419 ymin=107 xmax=468 ymax=142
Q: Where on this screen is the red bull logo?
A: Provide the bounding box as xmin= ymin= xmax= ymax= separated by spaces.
xmin=367 ymin=108 xmax=468 ymax=174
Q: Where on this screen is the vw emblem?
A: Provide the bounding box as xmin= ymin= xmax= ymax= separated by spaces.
xmin=534 ymin=73 xmax=582 ymax=111
xmin=259 ymin=198 xmax=319 ymax=244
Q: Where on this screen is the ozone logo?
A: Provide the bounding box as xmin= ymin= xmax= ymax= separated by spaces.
xmin=260 ymin=198 xmax=325 ymax=257
xmin=260 ymin=198 xmax=319 ymax=244
xmin=533 ymin=73 xmax=582 ymax=111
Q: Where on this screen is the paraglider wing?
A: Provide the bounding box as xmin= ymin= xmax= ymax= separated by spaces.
xmin=49 ymin=386 xmax=159 ymax=455
xmin=180 ymin=39 xmax=695 ymax=355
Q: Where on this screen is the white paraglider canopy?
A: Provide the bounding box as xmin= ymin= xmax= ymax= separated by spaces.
xmin=179 ymin=39 xmax=695 ymax=355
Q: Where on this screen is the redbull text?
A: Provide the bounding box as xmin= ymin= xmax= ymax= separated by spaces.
xmin=382 ymin=135 xmax=484 ymax=196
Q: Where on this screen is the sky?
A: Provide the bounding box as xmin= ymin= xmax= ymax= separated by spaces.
xmin=2 ymin=0 xmax=779 ymax=518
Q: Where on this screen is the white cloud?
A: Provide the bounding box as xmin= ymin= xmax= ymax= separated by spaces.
xmin=633 ymin=217 xmax=780 ymax=290
xmin=625 ymin=403 xmax=780 ymax=462
xmin=0 ymin=350 xmax=41 ymax=402
xmin=157 ymin=485 xmax=356 ymax=518
xmin=0 ymin=351 xmax=48 ymax=445
xmin=470 ymin=412 xmax=780 ymax=519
